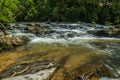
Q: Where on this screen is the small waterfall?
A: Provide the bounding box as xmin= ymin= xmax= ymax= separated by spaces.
xmin=7 ymin=22 xmax=119 ymax=44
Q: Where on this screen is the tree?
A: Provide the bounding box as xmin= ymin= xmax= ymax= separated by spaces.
xmin=0 ymin=0 xmax=120 ymax=24
xmin=0 ymin=0 xmax=18 ymax=22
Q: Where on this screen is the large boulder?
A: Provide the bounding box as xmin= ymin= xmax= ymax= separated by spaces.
xmin=0 ymin=35 xmax=30 ymax=46
xmin=0 ymin=35 xmax=30 ymax=51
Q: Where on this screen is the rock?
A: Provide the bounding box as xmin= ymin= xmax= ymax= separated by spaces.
xmin=0 ymin=32 xmax=4 ymax=36
xmin=0 ymin=35 xmax=30 ymax=51
xmin=0 ymin=24 xmax=7 ymax=30
xmin=66 ymin=32 xmax=77 ymax=38
xmin=87 ymin=30 xmax=108 ymax=37
xmin=0 ymin=61 xmax=56 ymax=79
xmin=24 ymin=25 xmax=39 ymax=31
xmin=114 ymin=24 xmax=120 ymax=28
xmin=82 ymin=23 xmax=94 ymax=27
xmin=35 ymin=23 xmax=41 ymax=27
xmin=26 ymin=23 xmax=35 ymax=26
xmin=73 ymin=63 xmax=117 ymax=80
xmin=24 ymin=24 xmax=55 ymax=35
xmin=90 ymin=42 xmax=108 ymax=49
xmin=87 ymin=26 xmax=120 ymax=37
xmin=14 ymin=23 xmax=19 ymax=27
xmin=0 ymin=35 xmax=30 ymax=46
xmin=0 ymin=24 xmax=8 ymax=35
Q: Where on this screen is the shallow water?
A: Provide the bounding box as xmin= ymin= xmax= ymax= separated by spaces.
xmin=0 ymin=23 xmax=120 ymax=80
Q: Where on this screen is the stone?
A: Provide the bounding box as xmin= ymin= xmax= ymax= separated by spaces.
xmin=24 ymin=24 xmax=55 ymax=35
xmin=87 ymin=30 xmax=108 ymax=37
xmin=26 ymin=23 xmax=35 ymax=26
xmin=0 ymin=32 xmax=4 ymax=36
xmin=0 ymin=35 xmax=30 ymax=51
xmin=0 ymin=61 xmax=56 ymax=79
xmin=87 ymin=26 xmax=120 ymax=37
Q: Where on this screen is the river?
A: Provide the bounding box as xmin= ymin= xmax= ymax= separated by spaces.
xmin=0 ymin=22 xmax=120 ymax=80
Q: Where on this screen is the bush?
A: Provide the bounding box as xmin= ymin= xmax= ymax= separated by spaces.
xmin=105 ymin=21 xmax=112 ymax=25
xmin=77 ymin=21 xmax=82 ymax=24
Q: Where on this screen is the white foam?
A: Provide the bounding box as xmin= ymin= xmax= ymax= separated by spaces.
xmin=15 ymin=33 xmax=36 ymax=38
xmin=100 ymin=77 xmax=120 ymax=80
xmin=71 ymin=29 xmax=86 ymax=33
xmin=30 ymin=37 xmax=67 ymax=44
xmin=53 ymin=28 xmax=71 ymax=32
xmin=68 ymin=36 xmax=94 ymax=40
xmin=30 ymin=36 xmax=120 ymax=44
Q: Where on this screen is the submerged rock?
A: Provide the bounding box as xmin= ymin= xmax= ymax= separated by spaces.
xmin=0 ymin=61 xmax=56 ymax=80
xmin=2 ymin=67 xmax=56 ymax=80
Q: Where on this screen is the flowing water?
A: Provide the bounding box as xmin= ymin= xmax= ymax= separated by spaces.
xmin=0 ymin=22 xmax=120 ymax=80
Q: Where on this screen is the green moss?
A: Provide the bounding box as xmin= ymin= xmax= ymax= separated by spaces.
xmin=105 ymin=21 xmax=112 ymax=25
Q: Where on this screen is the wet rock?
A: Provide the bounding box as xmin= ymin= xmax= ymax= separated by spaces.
xmin=114 ymin=24 xmax=120 ymax=28
xmin=2 ymin=23 xmax=10 ymax=27
xmin=24 ymin=24 xmax=55 ymax=35
xmin=0 ymin=35 xmax=30 ymax=51
xmin=0 ymin=25 xmax=6 ymax=31
xmin=24 ymin=25 xmax=39 ymax=31
xmin=0 ymin=35 xmax=30 ymax=45
xmin=0 ymin=25 xmax=8 ymax=35
xmin=90 ymin=42 xmax=109 ymax=50
xmin=82 ymin=23 xmax=94 ymax=27
xmin=87 ymin=26 xmax=120 ymax=37
xmin=73 ymin=63 xmax=116 ymax=80
xmin=26 ymin=23 xmax=35 ymax=26
xmin=66 ymin=32 xmax=77 ymax=38
xmin=0 ymin=32 xmax=4 ymax=36
xmin=87 ymin=30 xmax=108 ymax=37
xmin=34 ymin=23 xmax=41 ymax=27
xmin=14 ymin=23 xmax=19 ymax=27
xmin=0 ymin=61 xmax=56 ymax=79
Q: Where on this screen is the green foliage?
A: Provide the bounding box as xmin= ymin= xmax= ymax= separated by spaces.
xmin=0 ymin=0 xmax=18 ymax=22
xmin=92 ymin=21 xmax=96 ymax=24
xmin=105 ymin=21 xmax=112 ymax=25
xmin=52 ymin=7 xmax=60 ymax=20
xmin=77 ymin=21 xmax=82 ymax=24
xmin=0 ymin=0 xmax=120 ymax=24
